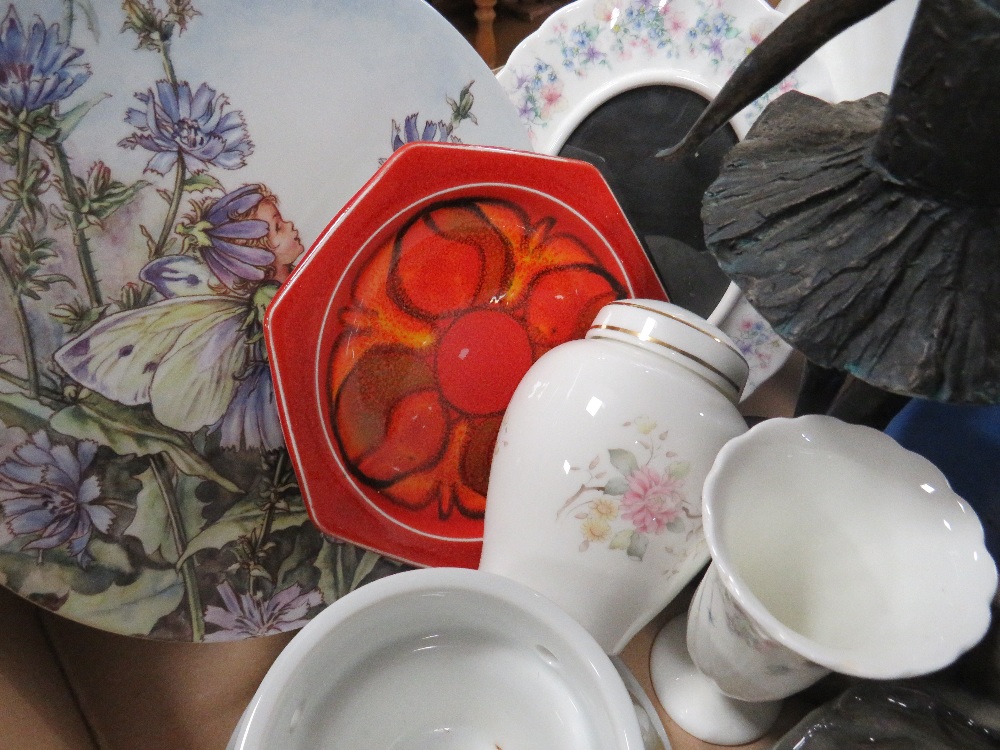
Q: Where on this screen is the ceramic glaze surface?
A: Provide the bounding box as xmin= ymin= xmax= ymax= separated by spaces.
xmin=498 ymin=0 xmax=835 ymax=396
xmin=498 ymin=0 xmax=833 ymax=147
xmin=650 ymin=615 xmax=782 ymax=745
xmin=480 ymin=299 xmax=748 ymax=653
xmin=232 ymin=568 xmax=644 ymax=750
xmin=0 ymin=0 xmax=529 ymax=640
xmin=266 ymin=143 xmax=667 ymax=569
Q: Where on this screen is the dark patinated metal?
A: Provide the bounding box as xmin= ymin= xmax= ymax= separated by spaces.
xmin=659 ymin=0 xmax=1000 ymax=403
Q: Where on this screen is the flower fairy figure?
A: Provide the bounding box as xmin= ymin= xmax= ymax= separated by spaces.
xmin=54 ymin=183 xmax=304 ymax=452
xmin=186 ymin=183 xmax=302 ymax=291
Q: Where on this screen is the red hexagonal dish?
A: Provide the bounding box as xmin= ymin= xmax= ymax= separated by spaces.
xmin=265 ymin=142 xmax=667 ymax=568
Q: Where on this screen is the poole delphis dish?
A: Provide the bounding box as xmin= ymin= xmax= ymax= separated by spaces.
xmin=266 ymin=142 xmax=668 ymax=569
xmin=498 ymin=0 xmax=836 ymax=396
xmin=0 ymin=0 xmax=527 ymax=640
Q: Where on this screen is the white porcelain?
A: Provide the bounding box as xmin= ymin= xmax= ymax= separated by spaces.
xmin=498 ymin=0 xmax=833 ymax=152
xmin=651 ymin=415 xmax=998 ymax=744
xmin=775 ymin=0 xmax=918 ymax=102
xmin=480 ymin=299 xmax=749 ymax=654
xmin=231 ymin=567 xmax=644 ymax=750
xmin=497 ymin=0 xmax=834 ymax=396
xmin=650 ymin=617 xmax=780 ymax=746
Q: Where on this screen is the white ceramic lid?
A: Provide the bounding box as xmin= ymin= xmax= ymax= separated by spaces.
xmin=587 ymin=299 xmax=749 ymax=401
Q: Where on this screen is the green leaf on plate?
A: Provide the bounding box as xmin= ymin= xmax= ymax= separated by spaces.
xmin=183 ymin=172 xmax=224 ymax=194
xmin=604 ymin=475 xmax=629 ymax=496
xmin=50 ymin=392 xmax=240 ymax=492
xmin=177 ymin=496 xmax=309 ymax=565
xmin=609 ymin=529 xmax=633 ymax=551
xmin=124 ymin=468 xmax=179 ymax=562
xmin=317 ymin=538 xmax=392 ymax=603
xmin=54 ymin=94 xmax=109 ymax=143
xmin=626 ymin=531 xmax=649 ymax=561
xmin=669 ymin=461 xmax=691 ymax=480
xmin=0 ymin=390 xmax=54 ymax=433
xmin=58 ymin=566 xmax=185 ymax=636
xmin=608 ymin=448 xmax=639 ymax=477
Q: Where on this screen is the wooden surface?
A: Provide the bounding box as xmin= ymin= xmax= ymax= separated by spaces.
xmin=473 ymin=0 xmax=499 ymax=67
xmin=38 ymin=612 xmax=294 ymax=750
xmin=0 ymin=587 xmax=96 ymax=750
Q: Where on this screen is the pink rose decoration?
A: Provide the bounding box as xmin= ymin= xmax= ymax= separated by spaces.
xmin=620 ymin=466 xmax=685 ymax=535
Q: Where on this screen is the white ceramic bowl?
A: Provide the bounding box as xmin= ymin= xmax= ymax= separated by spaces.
xmin=230 ymin=567 xmax=644 ymax=750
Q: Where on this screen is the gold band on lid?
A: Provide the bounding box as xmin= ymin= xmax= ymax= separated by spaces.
xmin=588 ymin=323 xmax=744 ymax=394
xmin=605 ymin=299 xmax=743 ymax=359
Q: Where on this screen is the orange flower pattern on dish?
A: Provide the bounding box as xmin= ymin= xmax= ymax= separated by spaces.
xmin=329 ymin=197 xmax=627 ymax=534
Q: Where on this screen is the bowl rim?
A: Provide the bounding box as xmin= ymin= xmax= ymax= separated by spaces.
xmin=231 ymin=567 xmax=645 ymax=749
xmin=702 ymin=414 xmax=998 ymax=678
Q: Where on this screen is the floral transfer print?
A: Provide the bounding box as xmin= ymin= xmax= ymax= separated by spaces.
xmin=728 ymin=310 xmax=791 ymax=393
xmin=504 ymin=0 xmax=799 ymax=140
xmin=594 ymin=0 xmax=687 ymax=59
xmin=383 ymin=81 xmax=479 ymax=160
xmin=119 ymin=80 xmax=253 ymax=176
xmin=557 ymin=417 xmax=700 ymax=564
xmin=203 ymin=580 xmax=321 ymax=641
xmin=0 ymin=6 xmax=90 ymax=114
xmin=0 ymin=427 xmax=113 ymax=567
xmin=509 ymin=60 xmax=566 ymax=127
xmin=693 ymin=566 xmax=816 ymax=683
xmin=0 ymin=2 xmax=401 ymax=641
xmin=731 ymin=315 xmax=780 ymax=371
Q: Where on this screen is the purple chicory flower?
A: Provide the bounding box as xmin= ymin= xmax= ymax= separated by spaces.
xmin=390 ymin=112 xmax=456 ymax=152
xmin=119 ymin=80 xmax=253 ymax=175
xmin=203 ymin=581 xmax=322 ymax=641
xmin=0 ymin=5 xmax=90 ymax=114
xmin=0 ymin=428 xmax=113 ymax=567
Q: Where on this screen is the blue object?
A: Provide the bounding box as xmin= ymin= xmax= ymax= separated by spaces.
xmin=886 ymin=400 xmax=1000 ymax=562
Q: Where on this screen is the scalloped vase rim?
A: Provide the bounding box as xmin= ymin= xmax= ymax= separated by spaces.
xmin=703 ymin=414 xmax=998 ymax=679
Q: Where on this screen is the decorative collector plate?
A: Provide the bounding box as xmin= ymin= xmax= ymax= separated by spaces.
xmin=0 ymin=0 xmax=529 ymax=640
xmin=265 ymin=142 xmax=668 ymax=569
xmin=497 ymin=0 xmax=836 ymax=397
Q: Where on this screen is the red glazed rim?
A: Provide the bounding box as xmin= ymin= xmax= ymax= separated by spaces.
xmin=265 ymin=142 xmax=667 ymax=568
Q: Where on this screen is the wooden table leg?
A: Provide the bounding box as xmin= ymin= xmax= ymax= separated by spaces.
xmin=474 ymin=0 xmax=498 ymax=68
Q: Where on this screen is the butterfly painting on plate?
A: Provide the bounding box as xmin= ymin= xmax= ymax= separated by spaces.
xmin=0 ymin=0 xmax=414 ymax=641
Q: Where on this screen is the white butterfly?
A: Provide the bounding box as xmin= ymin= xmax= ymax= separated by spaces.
xmin=55 ymin=256 xmax=283 ymax=451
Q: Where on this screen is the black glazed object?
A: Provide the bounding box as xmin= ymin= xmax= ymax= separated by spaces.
xmin=561 ymin=86 xmax=736 ymax=319
xmin=659 ymin=0 xmax=1000 ymax=403
xmin=774 ymin=683 xmax=1000 ymax=750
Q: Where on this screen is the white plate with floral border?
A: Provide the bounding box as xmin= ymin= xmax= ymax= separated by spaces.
xmin=0 ymin=0 xmax=528 ymax=641
xmin=497 ymin=0 xmax=835 ymax=398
